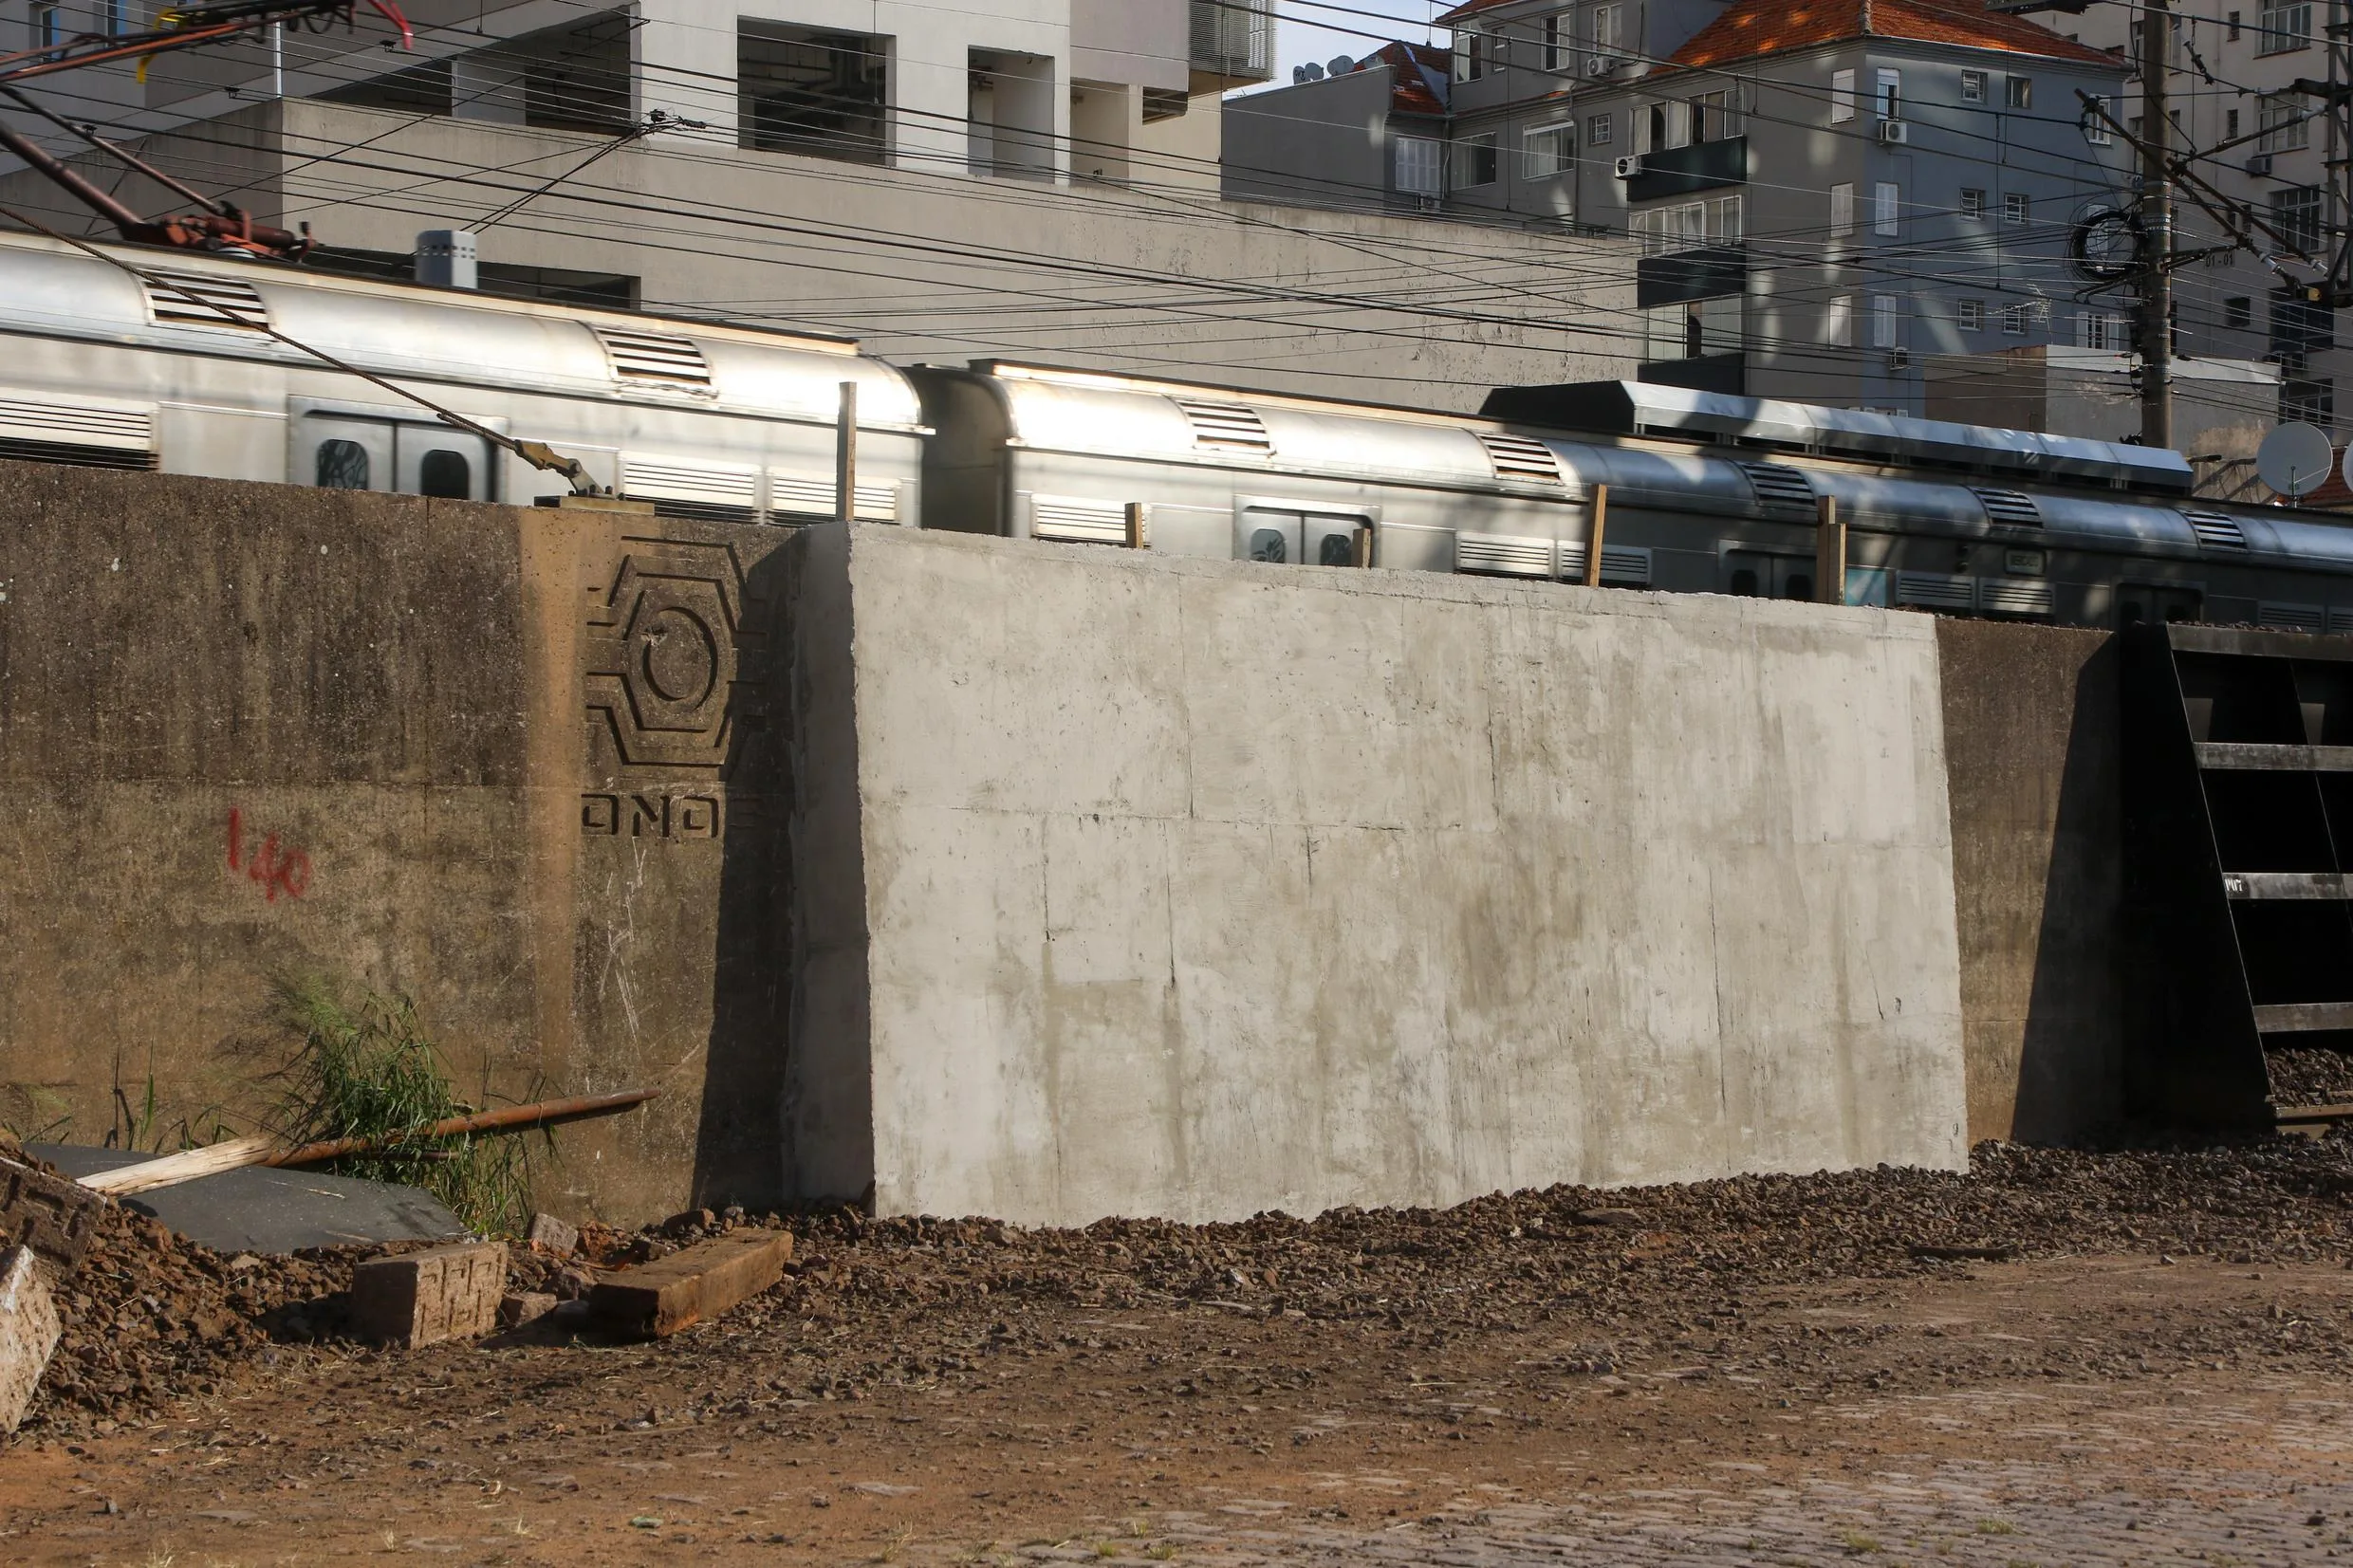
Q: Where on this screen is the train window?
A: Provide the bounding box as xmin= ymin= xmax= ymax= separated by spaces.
xmin=316 ymin=439 xmax=370 ymax=489
xmin=2118 ymin=584 xmax=2203 ymax=629
xmin=1319 ymin=533 xmax=1355 ymax=566
xmin=1730 ymin=567 xmax=1760 ymax=596
xmin=1249 ymin=527 xmax=1288 ymax=563
xmin=417 ymin=450 xmax=472 ymax=499
xmin=1786 ymin=572 xmax=1814 ymax=601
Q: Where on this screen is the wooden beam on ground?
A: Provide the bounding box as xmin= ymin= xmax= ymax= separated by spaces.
xmin=588 ymin=1229 xmax=796 ymax=1338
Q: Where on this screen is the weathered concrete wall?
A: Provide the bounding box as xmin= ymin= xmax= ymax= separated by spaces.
xmin=1936 ymin=620 xmax=2125 ymax=1144
xmin=0 ymin=463 xmax=787 ymax=1223
xmin=788 ymin=525 xmax=1972 ymax=1226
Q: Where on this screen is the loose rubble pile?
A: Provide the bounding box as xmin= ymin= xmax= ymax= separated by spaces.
xmin=17 ymin=1133 xmax=2353 ymax=1438
xmin=2270 ymin=1045 xmax=2353 ymax=1108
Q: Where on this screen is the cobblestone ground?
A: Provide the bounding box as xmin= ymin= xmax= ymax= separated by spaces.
xmin=930 ymin=1383 xmax=2353 ymax=1567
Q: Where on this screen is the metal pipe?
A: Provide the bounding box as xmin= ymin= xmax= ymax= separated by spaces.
xmin=266 ymin=1089 xmax=660 ymax=1169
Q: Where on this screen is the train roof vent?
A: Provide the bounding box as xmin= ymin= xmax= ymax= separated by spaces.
xmin=1736 ymin=460 xmax=1816 ymax=514
xmin=1173 ymin=397 xmax=1272 ymax=454
xmin=143 ymin=271 xmax=267 ymax=329
xmin=1476 ymin=432 xmax=1561 ymax=484
xmin=2181 ymin=508 xmax=2250 ymax=551
xmin=594 ymin=327 xmax=713 ymax=388
xmin=1973 ymin=488 xmax=2041 ymax=526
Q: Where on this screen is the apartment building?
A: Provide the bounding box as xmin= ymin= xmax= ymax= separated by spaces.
xmin=2066 ymin=0 xmax=2347 ymax=432
xmin=1226 ymin=0 xmax=2172 ymax=424
xmin=3 ymin=0 xmax=1269 ymax=188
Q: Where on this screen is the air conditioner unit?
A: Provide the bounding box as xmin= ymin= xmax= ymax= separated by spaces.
xmin=2247 ymin=152 xmax=2273 ymax=176
xmin=1585 ymin=54 xmax=1618 ymax=76
xmin=1614 ymin=155 xmax=1643 ymax=178
xmin=1878 ymin=120 xmax=1910 ymax=145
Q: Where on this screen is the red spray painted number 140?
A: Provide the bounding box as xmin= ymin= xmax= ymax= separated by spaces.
xmin=226 ymin=808 xmax=313 ymax=903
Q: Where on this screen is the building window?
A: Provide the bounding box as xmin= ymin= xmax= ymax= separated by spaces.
xmin=1586 ymin=112 xmax=1613 ymax=146
xmin=1454 ymin=28 xmax=1492 ymax=82
xmin=2225 ymin=295 xmax=2254 ymax=328
xmin=1961 ymin=69 xmax=1985 ymax=102
xmin=1957 ymin=298 xmax=1985 ymax=331
xmin=1875 ymin=68 xmax=1901 ymax=120
xmin=1960 ymin=187 xmax=1985 ymax=219
xmin=2076 ymin=311 xmax=2129 ymax=350
xmin=2227 ymin=108 xmax=2241 ymax=139
xmin=1630 ymin=199 xmax=1707 ymax=254
xmin=1395 ymin=136 xmax=1443 ymax=195
xmin=741 ymin=24 xmax=890 ymax=163
xmin=2274 ymin=184 xmax=2324 ymax=252
xmin=2005 ymin=76 xmax=2032 ymax=108
xmin=102 ymin=0 xmax=129 ymax=35
xmin=2001 ymin=303 xmax=2029 ymax=335
xmin=2004 ymin=192 xmax=2030 ymax=224
xmin=2258 ymin=90 xmax=2310 ymax=152
xmin=1830 ymin=181 xmax=1855 ymax=235
xmin=1872 ymin=294 xmax=1899 ymax=348
xmin=1524 ymin=122 xmax=1576 ymax=177
xmin=1691 ymin=86 xmax=1742 ymax=141
xmin=1543 ymin=11 xmax=1571 ymax=70
xmin=1588 ymin=4 xmax=1623 ymax=52
xmin=1635 ymin=100 xmax=1693 ymax=153
xmin=1831 ymin=67 xmax=1855 ymax=123
xmin=2084 ymin=94 xmax=2111 ymax=144
xmin=1873 ymin=181 xmax=1899 ymax=236
xmin=2283 ymin=377 xmax=2334 ymax=423
xmin=2228 ymin=9 xmax=2243 ymax=38
xmin=1710 ymin=194 xmax=1742 ymax=243
xmin=1452 ymin=132 xmax=1499 ymax=188
xmin=31 ymin=1 xmax=59 ymax=46
xmin=2257 ymin=3 xmax=2312 ymax=54
xmin=1823 ymin=295 xmax=1853 ymax=347
xmin=2272 ymin=284 xmax=2333 ymax=367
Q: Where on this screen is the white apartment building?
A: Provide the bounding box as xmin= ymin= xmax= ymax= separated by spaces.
xmin=3 ymin=0 xmax=1269 ymax=187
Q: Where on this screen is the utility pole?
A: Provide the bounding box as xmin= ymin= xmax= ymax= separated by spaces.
xmin=2139 ymin=0 xmax=2175 ymax=448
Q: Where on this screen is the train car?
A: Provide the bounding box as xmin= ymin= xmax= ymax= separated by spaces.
xmin=911 ymin=361 xmax=2353 ymax=633
xmin=0 ymin=230 xmax=925 ymax=524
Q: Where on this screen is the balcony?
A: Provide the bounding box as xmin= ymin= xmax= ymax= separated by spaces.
xmin=1624 ymin=136 xmax=1747 ymax=202
xmin=1640 ymin=354 xmax=1745 ymax=396
xmin=1190 ymin=0 xmax=1273 ymax=90
xmin=1637 ymin=244 xmax=1747 ymax=308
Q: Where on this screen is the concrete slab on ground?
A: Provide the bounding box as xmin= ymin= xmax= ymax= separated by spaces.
xmin=30 ymin=1145 xmax=464 ymax=1254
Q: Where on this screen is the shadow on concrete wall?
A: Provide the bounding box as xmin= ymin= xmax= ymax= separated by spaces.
xmin=2010 ymin=637 xmax=2126 ymax=1144
xmin=690 ymin=544 xmax=793 ymax=1209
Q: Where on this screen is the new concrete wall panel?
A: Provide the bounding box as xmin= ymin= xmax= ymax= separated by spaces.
xmin=804 ymin=525 xmax=1969 ymax=1226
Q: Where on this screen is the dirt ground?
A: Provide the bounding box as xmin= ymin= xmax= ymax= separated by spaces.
xmin=8 ymin=1140 xmax=2353 ymax=1564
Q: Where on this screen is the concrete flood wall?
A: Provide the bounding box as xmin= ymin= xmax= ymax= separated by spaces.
xmin=0 ymin=469 xmax=2133 ymax=1227
xmin=787 ymin=525 xmax=1973 ymax=1226
xmin=0 ymin=463 xmax=790 ymax=1223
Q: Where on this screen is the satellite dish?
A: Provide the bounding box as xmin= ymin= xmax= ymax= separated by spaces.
xmin=1328 ymin=54 xmax=1357 ymax=75
xmin=2258 ymin=421 xmax=2334 ymax=500
xmin=1302 ymin=61 xmax=1325 ymax=81
xmin=1292 ymin=65 xmax=1308 ymax=83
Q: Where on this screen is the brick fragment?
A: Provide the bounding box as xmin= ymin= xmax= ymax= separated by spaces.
xmin=351 ymin=1241 xmax=507 ymax=1347
xmin=498 ymin=1291 xmax=558 ymax=1329
xmin=0 ymin=1246 xmax=61 ymax=1432
xmin=0 ymin=1158 xmax=103 ymax=1273
xmin=526 ymin=1212 xmax=579 ymax=1257
xmin=589 ymin=1229 xmax=793 ymax=1338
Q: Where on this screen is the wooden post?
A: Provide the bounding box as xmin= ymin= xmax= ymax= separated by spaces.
xmin=835 ymin=379 xmax=858 ymax=523
xmin=1582 ymin=483 xmax=1609 ymax=587
xmin=1352 ymin=522 xmax=1375 ymax=567
xmin=1815 ymin=494 xmax=1845 ymax=604
xmin=1124 ymin=502 xmax=1148 ymax=550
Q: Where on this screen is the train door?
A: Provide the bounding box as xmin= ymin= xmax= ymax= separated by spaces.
xmin=2116 ymin=583 xmax=2202 ymax=629
xmin=1235 ymin=505 xmax=1363 ymax=566
xmin=297 ymin=406 xmax=494 ymax=501
xmin=1723 ymin=548 xmax=1815 ymax=602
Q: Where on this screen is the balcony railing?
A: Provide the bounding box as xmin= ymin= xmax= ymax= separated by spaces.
xmin=1624 ymin=136 xmax=1747 ymax=202
xmin=1191 ymin=0 xmax=1273 ymax=88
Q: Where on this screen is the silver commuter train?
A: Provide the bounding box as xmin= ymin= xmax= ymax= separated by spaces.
xmin=2 ymin=226 xmax=2350 ymax=635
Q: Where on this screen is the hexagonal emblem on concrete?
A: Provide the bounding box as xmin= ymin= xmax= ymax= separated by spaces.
xmin=583 ymin=534 xmax=768 ymax=773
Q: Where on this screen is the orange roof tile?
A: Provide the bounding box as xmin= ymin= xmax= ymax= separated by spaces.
xmin=1359 ymin=40 xmax=1451 ymax=116
xmin=1667 ymin=0 xmax=2121 ymax=70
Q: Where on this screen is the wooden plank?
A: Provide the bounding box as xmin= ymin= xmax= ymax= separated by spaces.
xmin=77 ymin=1134 xmax=276 ymax=1195
xmin=589 ymin=1229 xmax=795 ymax=1338
xmin=2222 ymin=871 xmax=2353 ymax=900
xmin=1582 ymin=483 xmax=1607 ymax=588
xmin=2275 ymin=1099 xmax=2353 ymax=1123
xmin=2197 ymin=742 xmax=2353 ymax=772
xmin=2254 ymin=1000 xmax=2353 ymax=1033
xmin=1814 ymin=495 xmax=1844 ymax=605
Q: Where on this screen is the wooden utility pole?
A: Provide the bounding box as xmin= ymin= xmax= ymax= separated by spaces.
xmin=1814 ymin=495 xmax=1845 ymax=604
xmin=836 ymin=380 xmax=859 ymax=522
xmin=2139 ymin=0 xmax=2175 ymax=448
xmin=1582 ymin=484 xmax=1609 ymax=587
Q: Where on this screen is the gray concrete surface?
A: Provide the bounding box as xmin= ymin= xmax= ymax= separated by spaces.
xmin=787 ymin=524 xmax=1971 ymax=1225
xmin=31 ymin=1145 xmax=463 ymax=1255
